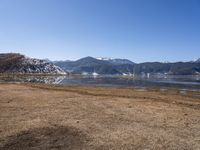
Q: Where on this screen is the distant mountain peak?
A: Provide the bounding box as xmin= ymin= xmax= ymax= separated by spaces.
xmin=96 ymin=57 xmax=113 ymax=61
xmin=96 ymin=57 xmax=134 ymax=65
xmin=108 ymin=58 xmax=134 ymax=65
xmin=195 ymin=58 xmax=200 ymax=63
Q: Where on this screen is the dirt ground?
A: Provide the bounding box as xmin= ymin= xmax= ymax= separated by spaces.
xmin=0 ymin=83 xmax=200 ymax=150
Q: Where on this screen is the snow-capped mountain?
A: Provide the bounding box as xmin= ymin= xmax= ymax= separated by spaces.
xmin=195 ymin=58 xmax=200 ymax=63
xmin=96 ymin=57 xmax=113 ymax=61
xmin=96 ymin=57 xmax=134 ymax=65
xmin=107 ymin=58 xmax=134 ymax=65
xmin=190 ymin=58 xmax=200 ymax=63
xmin=0 ymin=53 xmax=66 ymax=74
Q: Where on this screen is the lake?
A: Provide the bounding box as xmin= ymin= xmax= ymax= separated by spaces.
xmin=0 ymin=74 xmax=200 ymax=92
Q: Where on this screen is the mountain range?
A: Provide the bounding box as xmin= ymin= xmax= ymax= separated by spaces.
xmin=0 ymin=53 xmax=200 ymax=75
xmin=54 ymin=56 xmax=200 ymax=75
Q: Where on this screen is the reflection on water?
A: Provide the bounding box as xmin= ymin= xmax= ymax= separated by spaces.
xmin=0 ymin=74 xmax=200 ymax=91
xmin=0 ymin=75 xmax=65 ymax=84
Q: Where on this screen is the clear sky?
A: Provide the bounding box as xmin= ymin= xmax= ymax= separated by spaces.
xmin=0 ymin=0 xmax=199 ymax=62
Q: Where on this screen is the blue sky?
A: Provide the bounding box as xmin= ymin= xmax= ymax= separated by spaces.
xmin=0 ymin=0 xmax=199 ymax=62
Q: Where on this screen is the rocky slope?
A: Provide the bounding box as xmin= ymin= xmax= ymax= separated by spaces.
xmin=0 ymin=53 xmax=66 ymax=74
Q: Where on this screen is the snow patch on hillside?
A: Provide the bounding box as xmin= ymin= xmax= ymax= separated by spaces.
xmin=19 ymin=57 xmax=66 ymax=74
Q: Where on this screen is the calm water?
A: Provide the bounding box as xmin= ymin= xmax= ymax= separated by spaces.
xmin=1 ymin=74 xmax=200 ymax=92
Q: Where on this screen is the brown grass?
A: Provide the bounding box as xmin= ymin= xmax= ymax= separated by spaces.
xmin=0 ymin=83 xmax=200 ymax=149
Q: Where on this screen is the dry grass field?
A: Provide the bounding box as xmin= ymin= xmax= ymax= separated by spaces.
xmin=0 ymin=83 xmax=200 ymax=150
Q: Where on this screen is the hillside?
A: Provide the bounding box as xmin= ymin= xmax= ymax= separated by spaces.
xmin=0 ymin=53 xmax=66 ymax=74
